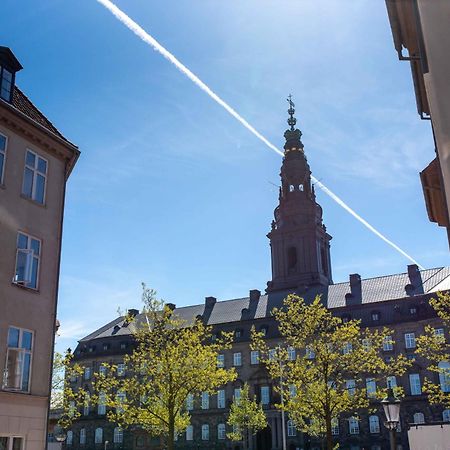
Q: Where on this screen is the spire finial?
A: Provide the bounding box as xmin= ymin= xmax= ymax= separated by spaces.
xmin=287 ymin=94 xmax=296 ymax=131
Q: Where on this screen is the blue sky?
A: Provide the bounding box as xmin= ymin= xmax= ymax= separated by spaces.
xmin=2 ymin=0 xmax=448 ymax=352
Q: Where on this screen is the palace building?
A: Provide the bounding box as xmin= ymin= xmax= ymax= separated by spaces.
xmin=67 ymin=102 xmax=450 ymax=450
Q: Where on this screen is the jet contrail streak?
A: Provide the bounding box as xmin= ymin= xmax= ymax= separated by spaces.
xmin=95 ymin=0 xmax=425 ymax=270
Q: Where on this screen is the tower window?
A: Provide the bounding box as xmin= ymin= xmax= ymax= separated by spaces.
xmin=299 ymin=184 xmax=304 ymax=191
xmin=289 ymin=185 xmax=295 ymax=192
xmin=287 ymin=247 xmax=297 ymax=270
xmin=0 ymin=66 xmax=13 ymax=102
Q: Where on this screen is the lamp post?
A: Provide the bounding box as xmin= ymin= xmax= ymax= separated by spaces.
xmin=104 ymin=440 xmax=109 ymax=450
xmin=381 ymin=388 xmax=401 ymax=450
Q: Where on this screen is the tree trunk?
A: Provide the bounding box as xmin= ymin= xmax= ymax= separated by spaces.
xmin=325 ymin=414 xmax=333 ymax=450
xmin=167 ymin=416 xmax=175 ymax=450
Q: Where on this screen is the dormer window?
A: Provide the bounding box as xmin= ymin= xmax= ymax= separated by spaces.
xmin=0 ymin=67 xmax=13 ymax=102
xmin=235 ymin=329 xmax=242 ymax=339
xmin=371 ymin=312 xmax=380 ymax=322
xmin=409 ymin=306 xmax=417 ymax=315
xmin=260 ymin=325 xmax=268 ymax=336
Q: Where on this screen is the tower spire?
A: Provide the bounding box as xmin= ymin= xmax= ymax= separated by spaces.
xmin=266 ymin=98 xmax=332 ymax=292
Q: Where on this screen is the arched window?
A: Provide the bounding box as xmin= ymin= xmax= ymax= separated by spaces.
xmin=348 ymin=417 xmax=359 ymax=434
xmin=331 ymin=418 xmax=339 ymax=435
xmin=79 ymin=428 xmax=86 ymax=445
xmin=95 ymin=428 xmax=103 ymax=444
xmin=413 ymin=412 xmax=425 ymax=424
xmin=114 ymin=427 xmax=123 ymax=444
xmin=201 ymin=424 xmax=209 ymax=440
xmin=287 ymin=420 xmax=296 ymax=436
xmin=438 ymin=361 xmax=450 ymax=392
xmin=83 ymin=392 xmax=90 ymax=416
xmin=287 ymin=247 xmax=297 ymax=270
xmin=369 ymin=415 xmax=380 ymax=433
xmin=66 ymin=431 xmax=73 ymax=446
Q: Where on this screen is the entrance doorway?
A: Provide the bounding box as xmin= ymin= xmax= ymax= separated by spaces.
xmin=256 ymin=426 xmax=272 ymax=450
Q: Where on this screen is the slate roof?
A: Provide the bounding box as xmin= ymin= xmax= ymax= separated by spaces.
xmin=80 ymin=267 xmax=450 ymax=343
xmin=1 ymin=86 xmax=75 ymax=146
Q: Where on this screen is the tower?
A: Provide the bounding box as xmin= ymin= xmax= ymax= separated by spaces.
xmin=267 ymin=97 xmax=332 ymax=292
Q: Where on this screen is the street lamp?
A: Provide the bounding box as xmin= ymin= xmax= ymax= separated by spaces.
xmin=53 ymin=425 xmax=67 ymax=443
xmin=104 ymin=440 xmax=109 ymax=450
xmin=382 ymin=388 xmax=401 ymax=450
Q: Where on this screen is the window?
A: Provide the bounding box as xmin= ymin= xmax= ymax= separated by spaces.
xmin=116 ymin=392 xmax=126 ymax=413
xmin=68 ymin=401 xmax=76 ymax=417
xmin=14 ymin=232 xmax=41 ymax=289
xmin=409 ymin=306 xmax=417 ymax=315
xmin=99 ymin=365 xmax=107 ymax=377
xmin=371 ymin=312 xmax=380 ymax=322
xmin=201 ymin=391 xmax=209 ymax=410
xmin=201 ymin=424 xmax=209 ymax=440
xmin=66 ymin=431 xmax=73 ymax=446
xmin=342 ymin=343 xmax=352 ymax=354
xmin=362 ymin=339 xmax=372 ymax=351
xmin=103 ymin=343 xmax=110 ymax=351
xmin=305 ymin=346 xmax=315 ymax=359
xmin=233 ymin=352 xmax=242 ymax=366
xmin=120 ymin=342 xmax=127 ymax=350
xmin=186 ymin=425 xmax=193 ymax=441
xmin=79 ymin=428 xmax=86 ymax=445
xmin=83 ymin=393 xmax=90 ymax=415
xmin=409 ymin=373 xmax=422 ymax=395
xmin=341 ymin=315 xmax=351 ymax=324
xmin=217 ymin=389 xmax=225 ymax=409
xmin=186 ymin=393 xmax=194 ymax=411
xmin=349 ymin=417 xmax=359 ymax=434
xmin=269 ymin=348 xmax=277 ymax=360
xmin=235 ymin=329 xmax=242 ymax=338
xmin=251 ymin=350 xmax=259 ymax=364
xmin=3 ymin=327 xmax=33 ymax=392
xmin=0 ymin=66 xmax=13 ymax=101
xmin=217 ymin=354 xmax=224 ymax=368
xmin=260 ymin=326 xmax=268 ymax=336
xmin=366 ymin=378 xmax=376 ymax=398
xmin=331 ymin=418 xmax=339 ymax=435
xmin=114 ymin=427 xmax=123 ymax=444
xmin=84 ymin=367 xmax=91 ymax=380
xmin=387 ymin=376 xmax=397 ymax=389
xmin=289 ymin=384 xmax=297 ymax=398
xmin=287 ymin=246 xmax=297 ymax=269
xmin=442 ymin=409 xmax=450 ymax=422
xmin=369 ymin=415 xmax=380 ymax=433
xmin=413 ymin=412 xmax=425 ymax=424
xmin=383 ymin=336 xmax=394 ymax=351
xmin=98 ymin=392 xmax=106 ymax=415
xmin=95 ymin=428 xmax=103 ymax=444
xmin=287 ymin=420 xmax=296 ymax=436
xmin=287 ymin=346 xmax=296 ymax=361
xmin=117 ymin=363 xmax=126 ymax=376
xmin=218 ymin=423 xmax=226 ymax=440
xmin=405 ymin=333 xmax=416 ymax=349
xmin=346 ymin=379 xmax=356 ymax=396
xmin=435 ymin=328 xmax=445 ymax=342
xmin=439 ymin=361 xmax=450 ymax=392
xmin=0 ymin=133 xmax=6 ymax=184
xmin=261 ymin=386 xmax=270 ymax=405
xmin=234 ymin=387 xmax=241 ymax=404
xmin=22 ymin=150 xmax=47 ymax=204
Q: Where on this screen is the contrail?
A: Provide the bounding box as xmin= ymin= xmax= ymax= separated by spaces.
xmin=95 ymin=0 xmax=425 ymax=270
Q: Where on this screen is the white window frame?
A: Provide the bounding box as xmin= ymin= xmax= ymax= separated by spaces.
xmin=84 ymin=367 xmax=91 ymax=380
xmin=409 ymin=373 xmax=422 ymax=395
xmin=383 ymin=336 xmax=394 ymax=351
xmin=13 ymin=232 xmax=41 ymax=289
xmin=234 ymin=387 xmax=241 ymax=404
xmin=83 ymin=392 xmax=90 ymax=415
xmin=349 ymin=417 xmax=359 ymax=434
xmin=438 ymin=361 xmax=450 ymax=392
xmin=346 ymin=379 xmax=356 ymax=396
xmin=0 ymin=436 xmax=25 ymax=450
xmin=366 ymin=378 xmax=376 ymax=398
xmin=233 ymin=352 xmax=242 ymax=367
xmin=186 ymin=425 xmax=193 ymax=441
xmin=98 ymin=392 xmax=106 ymax=415
xmin=66 ymin=431 xmax=73 ymax=446
xmin=117 ymin=363 xmax=126 ymax=376
xmin=116 ymin=391 xmax=126 ymax=413
xmin=95 ymin=428 xmax=103 ymax=444
xmin=217 ymin=389 xmax=225 ymax=409
xmin=413 ymin=412 xmax=425 ymax=424
xmin=405 ymin=333 xmax=416 ymax=349
xmin=342 ymin=343 xmax=352 ymax=354
xmin=250 ymin=350 xmax=259 ymax=365
xmin=0 ymin=132 xmax=7 ymax=185
xmin=201 ymin=424 xmax=209 ymax=440
xmin=201 ymin=391 xmax=209 ymax=410
xmin=22 ymin=149 xmax=48 ymax=204
xmin=217 ymin=354 xmax=224 ymax=368
xmin=186 ymin=393 xmax=194 ymax=411
xmin=261 ymin=386 xmax=270 ymax=405
xmin=331 ymin=418 xmax=339 ymax=435
xmin=287 ymin=420 xmax=296 ymax=437
xmin=369 ymin=415 xmax=380 ymax=433
xmin=114 ymin=427 xmax=123 ymax=444
xmin=79 ymin=428 xmax=86 ymax=445
xmin=3 ymin=326 xmax=34 ymax=392
xmin=287 ymin=346 xmax=296 ymax=361
xmin=217 ymin=423 xmax=226 ymax=440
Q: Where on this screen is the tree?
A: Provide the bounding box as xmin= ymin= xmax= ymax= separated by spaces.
xmin=416 ymin=292 xmax=450 ymax=408
xmin=227 ymin=383 xmax=267 ymax=450
xmin=252 ymin=294 xmax=411 ymax=450
xmin=50 ymin=351 xmax=65 ymax=409
xmin=64 ymin=285 xmax=236 ymax=450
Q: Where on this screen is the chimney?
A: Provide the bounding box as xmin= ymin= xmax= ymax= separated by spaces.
xmin=345 ymin=273 xmax=362 ymax=305
xmin=127 ymin=308 xmax=139 ymax=317
xmin=166 ymin=303 xmax=176 ymax=311
xmin=205 ymin=296 xmax=217 ymax=309
xmin=405 ymin=264 xmax=424 ymax=295
xmin=249 ymin=289 xmax=261 ymax=303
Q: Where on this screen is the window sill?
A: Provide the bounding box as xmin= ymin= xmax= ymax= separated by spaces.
xmin=1 ymin=387 xmax=31 ymax=395
xmin=11 ymin=281 xmax=40 ymax=294
xmin=20 ymin=193 xmax=47 ymax=209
